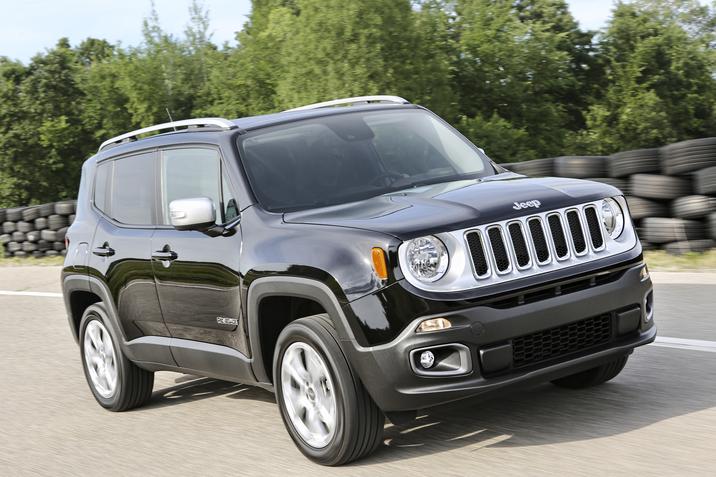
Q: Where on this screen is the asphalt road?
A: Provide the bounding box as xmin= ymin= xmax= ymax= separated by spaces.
xmin=1 ymin=267 xmax=715 ymax=476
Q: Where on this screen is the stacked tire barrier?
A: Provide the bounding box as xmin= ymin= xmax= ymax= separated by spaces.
xmin=501 ymin=138 xmax=716 ymax=254
xmin=0 ymin=201 xmax=76 ymax=259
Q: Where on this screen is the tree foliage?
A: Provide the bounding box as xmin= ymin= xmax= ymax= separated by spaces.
xmin=0 ymin=0 xmax=715 ymax=206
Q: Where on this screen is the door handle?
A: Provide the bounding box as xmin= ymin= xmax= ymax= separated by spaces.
xmin=92 ymin=244 xmax=115 ymax=257
xmin=152 ymin=250 xmax=178 ymax=261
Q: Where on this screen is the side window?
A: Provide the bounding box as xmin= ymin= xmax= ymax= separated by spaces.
xmin=161 ymin=148 xmax=236 ymax=224
xmin=110 ymin=152 xmax=156 ymax=225
xmin=93 ymin=161 xmax=112 ymax=214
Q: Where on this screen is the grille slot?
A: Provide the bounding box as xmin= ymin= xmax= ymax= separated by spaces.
xmin=584 ymin=206 xmax=604 ymax=250
xmin=528 ymin=218 xmax=550 ymax=263
xmin=466 ymin=231 xmax=490 ymax=277
xmin=487 ymin=227 xmax=511 ymax=273
xmin=511 ymin=315 xmax=612 ymax=369
xmin=565 ymin=210 xmax=587 ymax=255
xmin=508 ymin=222 xmax=530 ymax=268
xmin=547 ymin=214 xmax=569 ymax=259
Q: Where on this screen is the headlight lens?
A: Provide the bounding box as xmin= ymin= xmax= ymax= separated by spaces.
xmin=404 ymin=235 xmax=449 ymax=283
xmin=600 ymin=197 xmax=625 ymax=239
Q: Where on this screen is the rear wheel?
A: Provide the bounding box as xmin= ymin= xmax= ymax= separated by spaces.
xmin=551 ymin=355 xmax=629 ymax=389
xmin=79 ymin=304 xmax=154 ymax=411
xmin=274 ymin=314 xmax=384 ymax=466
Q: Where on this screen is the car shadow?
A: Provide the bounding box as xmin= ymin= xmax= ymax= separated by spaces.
xmin=143 ymin=375 xmax=275 ymax=410
xmin=356 ymin=347 xmax=716 ymax=465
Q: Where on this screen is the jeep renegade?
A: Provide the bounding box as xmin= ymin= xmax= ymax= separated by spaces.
xmin=62 ymin=95 xmax=656 ymax=465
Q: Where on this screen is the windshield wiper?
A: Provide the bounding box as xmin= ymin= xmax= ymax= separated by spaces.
xmin=387 ymin=173 xmax=482 ymax=192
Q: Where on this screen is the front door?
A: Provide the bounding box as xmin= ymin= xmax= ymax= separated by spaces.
xmin=150 ymin=146 xmax=248 ymax=357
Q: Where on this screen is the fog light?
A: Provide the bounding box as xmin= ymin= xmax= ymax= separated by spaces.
xmin=416 ymin=317 xmax=452 ymax=333
xmin=419 ymin=351 xmax=435 ymax=369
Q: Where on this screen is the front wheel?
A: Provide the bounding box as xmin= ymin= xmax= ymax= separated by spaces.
xmin=551 ymin=355 xmax=629 ymax=389
xmin=79 ymin=304 xmax=154 ymax=411
xmin=274 ymin=314 xmax=384 ymax=466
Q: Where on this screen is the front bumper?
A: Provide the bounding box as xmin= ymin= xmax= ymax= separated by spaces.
xmin=342 ymin=261 xmax=655 ymax=412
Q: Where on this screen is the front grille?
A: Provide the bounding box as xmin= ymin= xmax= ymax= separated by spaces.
xmin=465 ymin=204 xmax=608 ymax=281
xmin=512 ymin=315 xmax=612 ymax=369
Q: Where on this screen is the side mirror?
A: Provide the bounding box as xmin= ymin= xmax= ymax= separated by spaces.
xmin=169 ymin=197 xmax=215 ymax=231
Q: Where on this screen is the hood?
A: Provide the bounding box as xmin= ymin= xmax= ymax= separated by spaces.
xmin=283 ymin=173 xmax=620 ymax=240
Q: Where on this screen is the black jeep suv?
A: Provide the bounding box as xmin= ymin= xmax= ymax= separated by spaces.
xmin=62 ymin=96 xmax=655 ymax=465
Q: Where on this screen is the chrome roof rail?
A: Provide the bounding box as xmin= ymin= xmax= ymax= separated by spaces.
xmin=98 ymin=118 xmax=237 ymax=152
xmin=284 ymin=95 xmax=410 ymax=112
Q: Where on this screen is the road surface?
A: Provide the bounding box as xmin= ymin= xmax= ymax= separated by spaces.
xmin=1 ymin=267 xmax=715 ymax=476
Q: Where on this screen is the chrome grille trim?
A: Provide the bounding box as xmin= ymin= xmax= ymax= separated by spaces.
xmin=398 ymin=197 xmax=637 ymax=293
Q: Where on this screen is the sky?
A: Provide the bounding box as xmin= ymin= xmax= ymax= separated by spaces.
xmin=0 ymin=1 xmax=620 ymax=63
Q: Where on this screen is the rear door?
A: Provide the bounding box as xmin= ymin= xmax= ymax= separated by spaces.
xmin=88 ymin=151 xmax=171 ymax=342
xmin=150 ymin=146 xmax=248 ymax=356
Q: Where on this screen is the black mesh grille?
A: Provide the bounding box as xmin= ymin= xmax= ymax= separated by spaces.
xmin=566 ymin=210 xmax=586 ymax=254
xmin=508 ymin=223 xmax=530 ymax=267
xmin=584 ymin=207 xmax=604 ymax=249
xmin=512 ymin=315 xmax=612 ymax=369
xmin=488 ymin=227 xmax=510 ymax=272
xmin=466 ymin=231 xmax=489 ymax=276
xmin=528 ymin=218 xmax=550 ymax=263
xmin=548 ymin=214 xmax=569 ymax=258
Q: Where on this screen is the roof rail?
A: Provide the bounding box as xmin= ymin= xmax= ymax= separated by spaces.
xmin=98 ymin=118 xmax=237 ymax=152
xmin=284 ymin=95 xmax=410 ymax=112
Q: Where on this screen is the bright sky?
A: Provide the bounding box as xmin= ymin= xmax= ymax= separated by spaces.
xmin=0 ymin=1 xmax=618 ymax=63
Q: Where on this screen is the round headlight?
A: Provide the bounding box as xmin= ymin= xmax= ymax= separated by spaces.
xmin=404 ymin=236 xmax=449 ymax=283
xmin=600 ymin=197 xmax=624 ymax=239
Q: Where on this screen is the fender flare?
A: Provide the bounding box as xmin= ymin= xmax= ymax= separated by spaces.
xmin=246 ymin=276 xmax=361 ymax=384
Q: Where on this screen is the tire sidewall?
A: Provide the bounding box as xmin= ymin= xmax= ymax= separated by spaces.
xmin=79 ymin=305 xmax=126 ymax=409
xmin=273 ymin=320 xmax=355 ymax=464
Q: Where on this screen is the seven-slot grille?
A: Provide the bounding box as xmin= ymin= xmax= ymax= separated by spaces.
xmin=466 ymin=204 xmax=605 ymax=280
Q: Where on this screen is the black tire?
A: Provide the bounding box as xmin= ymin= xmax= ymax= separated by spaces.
xmin=25 ymin=231 xmax=40 ymax=242
xmin=37 ymin=240 xmax=51 ymax=251
xmin=0 ymin=209 xmax=5 ymax=223
xmin=34 ymin=217 xmax=48 ymax=230
xmin=273 ymin=314 xmax=384 ymax=466
xmin=695 ymin=166 xmax=716 ymax=195
xmin=40 ymin=230 xmax=57 ymax=241
xmin=13 ymin=250 xmax=27 ymax=258
xmin=710 ymin=213 xmax=716 ymax=240
xmin=22 ymin=242 xmax=38 ymax=252
xmin=54 ymin=200 xmax=76 ymax=215
xmin=11 ymin=231 xmax=25 ymax=242
xmin=551 ymin=355 xmax=629 ymax=389
xmin=55 ymin=227 xmax=68 ymax=242
xmin=661 ymin=137 xmax=716 ymax=175
xmin=68 ymin=214 xmax=76 ymax=225
xmin=554 ymin=156 xmax=608 ymax=178
xmin=38 ymin=203 xmax=55 ymax=217
xmin=45 ymin=250 xmax=59 ymax=257
xmin=586 ymin=177 xmax=629 ymax=195
xmin=625 ymin=196 xmax=669 ymax=220
xmin=664 ymin=239 xmax=715 ymax=255
xmin=79 ymin=304 xmax=154 ymax=411
xmin=2 ymin=221 xmax=16 ymax=234
xmin=52 ymin=241 xmax=65 ymax=251
xmin=16 ymin=221 xmax=33 ymax=233
xmin=48 ymin=214 xmax=69 ymax=231
xmin=21 ymin=207 xmax=39 ymax=221
xmin=0 ymin=233 xmax=10 ymax=245
xmin=640 ymin=217 xmax=707 ymax=244
xmin=608 ymin=148 xmax=660 ymax=178
xmin=6 ymin=242 xmax=21 ymax=253
xmin=5 ymin=207 xmax=23 ymax=222
xmin=502 ymin=157 xmax=555 ymax=177
xmin=630 ymin=174 xmax=692 ymax=200
xmin=671 ymin=195 xmax=716 ymax=219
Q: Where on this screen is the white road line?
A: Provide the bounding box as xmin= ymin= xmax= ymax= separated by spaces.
xmin=651 ymin=336 xmax=716 ymax=353
xmin=0 ymin=290 xmax=63 ymax=298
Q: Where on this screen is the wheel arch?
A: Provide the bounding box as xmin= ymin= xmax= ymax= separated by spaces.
xmin=246 ymin=276 xmax=359 ymax=385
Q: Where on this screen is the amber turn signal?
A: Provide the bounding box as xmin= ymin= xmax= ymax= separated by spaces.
xmin=371 ymin=247 xmax=388 ymax=280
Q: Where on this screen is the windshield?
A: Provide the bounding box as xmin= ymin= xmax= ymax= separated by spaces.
xmin=238 ymin=108 xmax=493 ymax=212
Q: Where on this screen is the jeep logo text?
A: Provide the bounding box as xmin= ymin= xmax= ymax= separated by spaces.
xmin=513 ymin=200 xmax=541 ymax=210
